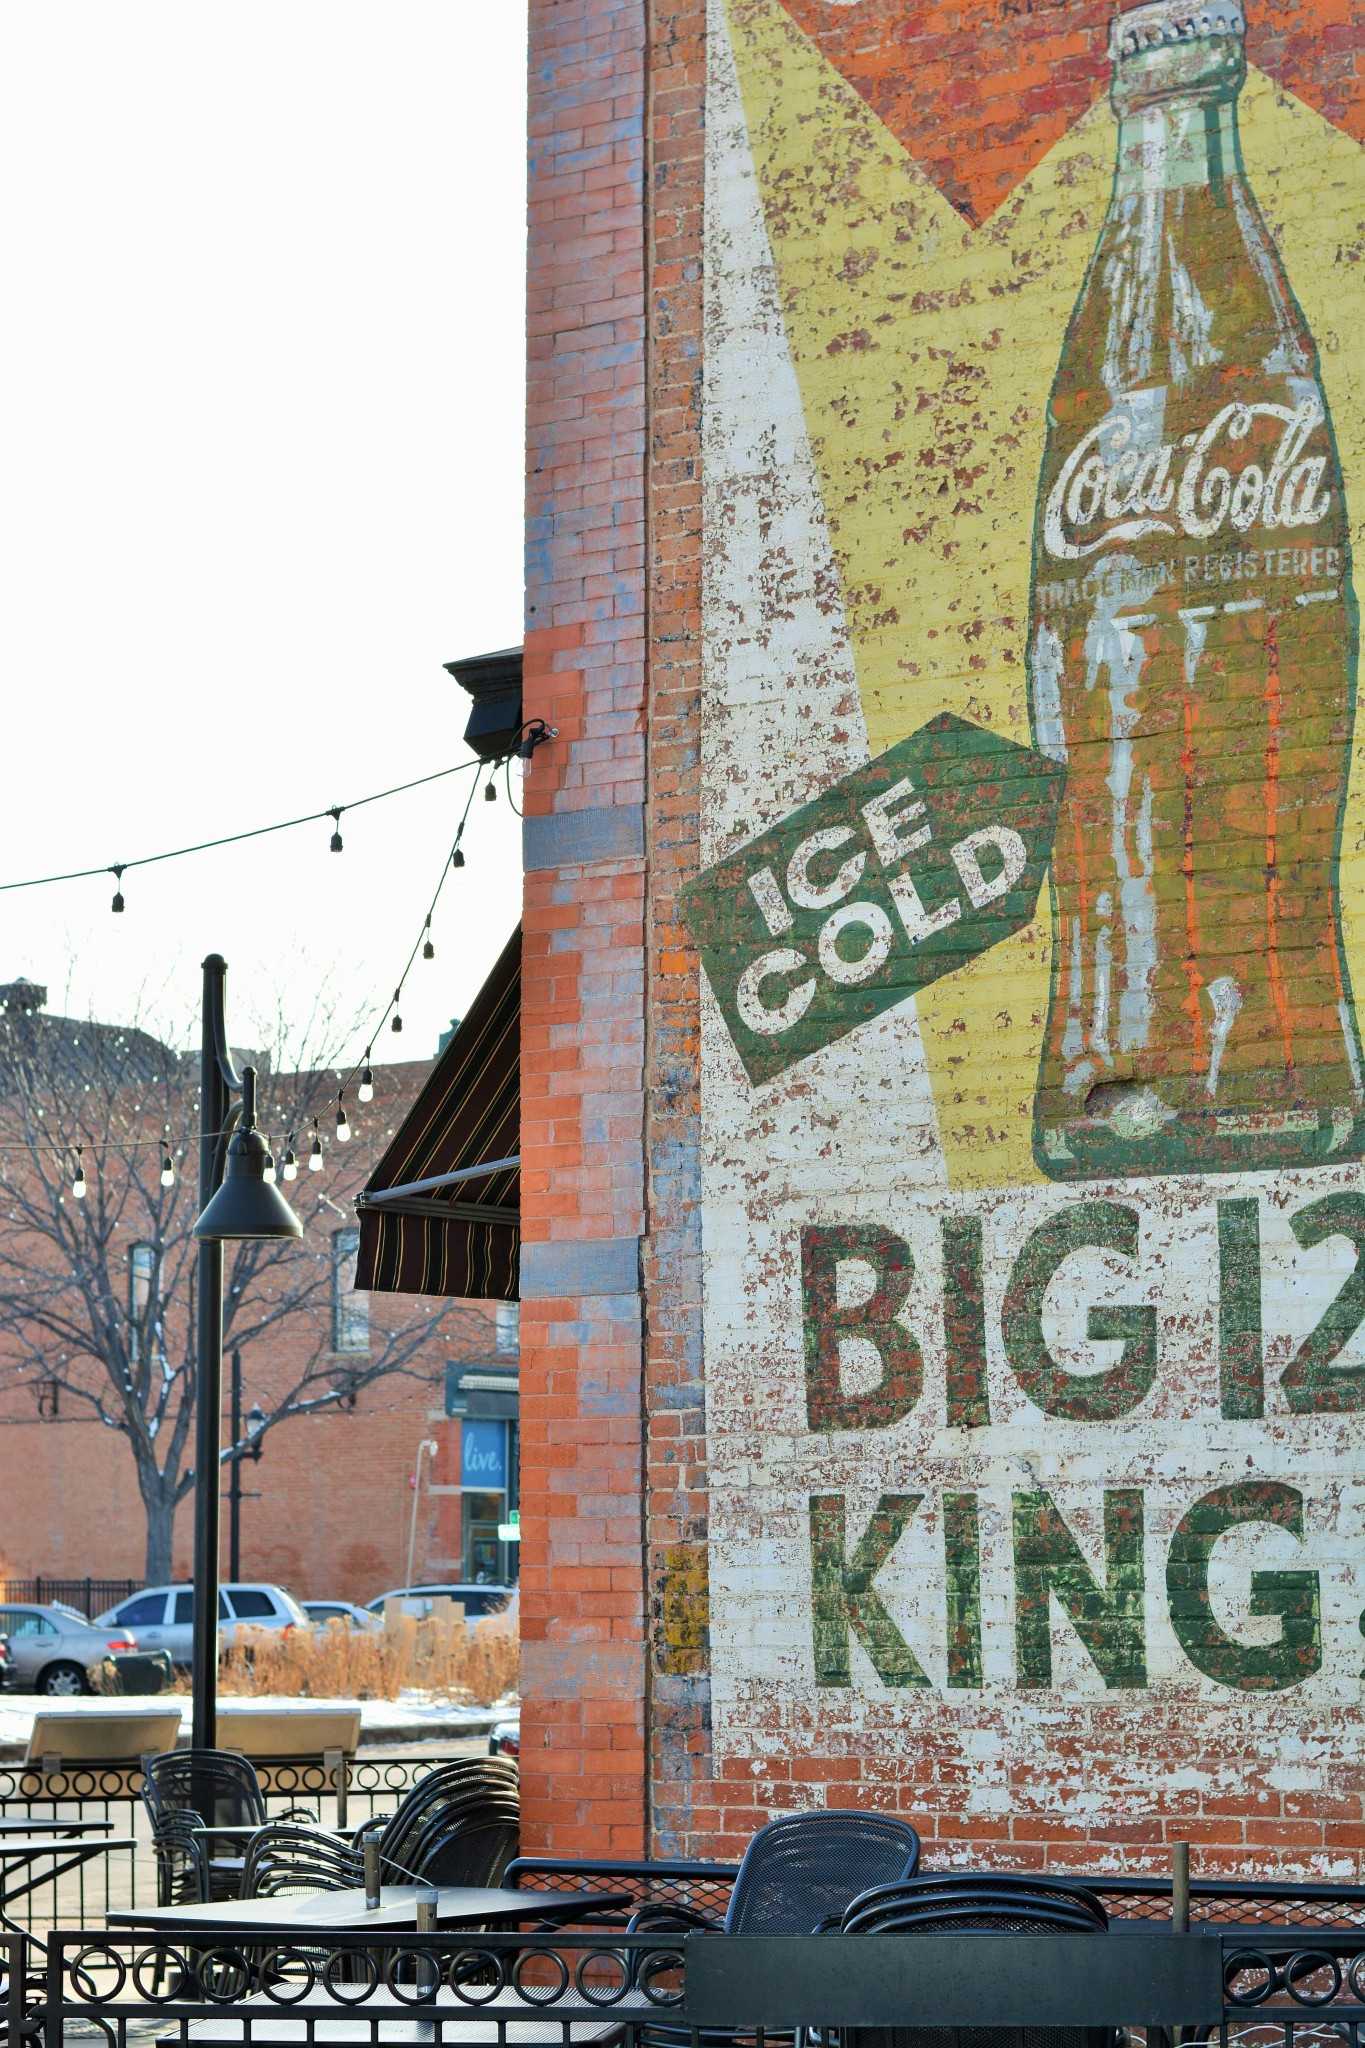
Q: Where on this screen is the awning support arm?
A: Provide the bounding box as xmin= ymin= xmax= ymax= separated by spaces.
xmin=355 ymin=1195 xmax=519 ymax=1224
xmin=359 ymin=1156 xmax=521 ymax=1205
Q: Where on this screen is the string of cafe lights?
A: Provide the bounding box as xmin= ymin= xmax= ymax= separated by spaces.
xmin=0 ymin=720 xmax=556 ymax=1202
xmin=279 ymin=760 xmax=489 ymax=1182
xmin=0 ymin=758 xmax=486 ymax=910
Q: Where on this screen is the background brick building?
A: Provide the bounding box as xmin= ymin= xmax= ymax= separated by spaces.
xmin=0 ymin=988 xmax=517 ymax=1604
xmin=516 ymin=0 xmax=1365 ymax=1874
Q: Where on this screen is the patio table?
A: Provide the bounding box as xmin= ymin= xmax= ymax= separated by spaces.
xmin=0 ymin=1815 xmax=113 ymax=1835
xmin=0 ymin=1833 xmax=136 ymax=1938
xmin=109 ymin=1884 xmax=632 ymax=1934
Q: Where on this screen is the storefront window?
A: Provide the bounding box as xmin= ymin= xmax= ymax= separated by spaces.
xmin=331 ymin=1228 xmax=369 ymax=1353
xmin=128 ymin=1242 xmax=165 ymax=1367
xmin=462 ymin=1492 xmax=506 ymax=1583
xmin=460 ymin=1419 xmax=512 ymax=1581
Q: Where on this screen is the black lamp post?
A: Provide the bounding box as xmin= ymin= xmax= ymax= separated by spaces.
xmin=226 ymin=1347 xmax=267 ymax=1583
xmin=190 ymin=953 xmax=302 ymax=1751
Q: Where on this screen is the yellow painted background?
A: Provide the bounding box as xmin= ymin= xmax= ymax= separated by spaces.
xmin=721 ymin=0 xmax=1365 ymax=1189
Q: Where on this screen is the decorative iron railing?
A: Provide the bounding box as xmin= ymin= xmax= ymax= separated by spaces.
xmin=0 ymin=1753 xmax=501 ymax=1945
xmin=39 ymin=1927 xmax=689 ymax=2047
xmin=27 ymin=1924 xmax=1365 ymax=2048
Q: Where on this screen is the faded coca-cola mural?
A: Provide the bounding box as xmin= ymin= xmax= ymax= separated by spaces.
xmin=1030 ymin=0 xmax=1362 ymax=1180
xmin=693 ymin=0 xmax=1364 ymax=1843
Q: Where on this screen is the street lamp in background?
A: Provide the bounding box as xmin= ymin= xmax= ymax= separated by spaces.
xmin=406 ymin=1438 xmax=440 ymax=1587
xmin=191 ymin=953 xmax=302 ymax=1751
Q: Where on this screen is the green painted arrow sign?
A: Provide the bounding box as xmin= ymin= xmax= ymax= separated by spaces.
xmin=681 ymin=712 xmax=1064 ymax=1087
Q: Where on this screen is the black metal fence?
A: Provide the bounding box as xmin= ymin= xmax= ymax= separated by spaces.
xmin=25 ymin=1922 xmax=1365 ymax=2048
xmin=9 ymin=1797 xmax=1365 ymax=1965
xmin=508 ymin=1856 xmax=739 ymax=1926
xmin=506 ymin=1859 xmax=1365 ymax=1938
xmin=0 ymin=1753 xmax=483 ymax=1948
xmin=0 ymin=1579 xmax=140 ymax=1616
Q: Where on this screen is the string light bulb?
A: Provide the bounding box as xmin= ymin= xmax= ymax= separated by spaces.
xmin=282 ymin=1145 xmax=298 ymax=1182
xmin=329 ymin=807 xmax=344 ymax=853
xmin=72 ymin=1150 xmax=86 ymax=1200
xmin=391 ymin=993 xmax=403 ymax=1035
xmin=263 ymin=1151 xmax=277 ymax=1185
xmin=160 ymin=1151 xmax=175 ymax=1188
xmin=110 ymin=866 xmax=126 ymax=914
xmin=308 ymin=1118 xmax=324 ymax=1171
xmin=422 ymin=917 xmax=435 ymax=962
xmin=451 ymin=842 xmax=465 ymax=870
xmin=358 ymin=1057 xmax=374 ymax=1104
xmin=336 ymin=1097 xmax=351 ymax=1143
xmin=484 ymin=775 xmax=497 ymax=803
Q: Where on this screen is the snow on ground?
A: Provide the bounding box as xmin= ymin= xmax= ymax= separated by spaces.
xmin=0 ymin=1689 xmax=518 ymax=1757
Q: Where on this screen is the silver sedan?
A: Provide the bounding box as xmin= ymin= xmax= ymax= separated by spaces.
xmin=0 ymin=1603 xmax=138 ymax=1695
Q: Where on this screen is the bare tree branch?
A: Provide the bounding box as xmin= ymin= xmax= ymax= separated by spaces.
xmin=0 ymin=992 xmax=503 ymax=1580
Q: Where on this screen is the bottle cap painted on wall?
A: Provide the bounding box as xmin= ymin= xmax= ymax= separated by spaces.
xmin=1114 ymin=0 xmax=1245 ymax=45
xmin=1111 ymin=0 xmax=1246 ymax=111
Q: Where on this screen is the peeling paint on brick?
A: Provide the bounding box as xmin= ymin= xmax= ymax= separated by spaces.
xmin=654 ymin=1541 xmax=711 ymax=1676
xmin=682 ymin=0 xmax=1365 ymax=1878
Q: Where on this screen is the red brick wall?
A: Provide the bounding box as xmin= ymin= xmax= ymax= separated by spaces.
xmin=524 ymin=0 xmax=1365 ymax=1878
xmin=642 ymin=0 xmax=709 ymax=1861
xmin=519 ymin=0 xmax=651 ymax=1855
xmin=0 ymin=1398 xmax=464 ymax=1605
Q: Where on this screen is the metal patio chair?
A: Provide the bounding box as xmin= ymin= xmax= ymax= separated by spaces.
xmin=143 ymin=1749 xmax=266 ymax=1904
xmin=833 ymin=1873 xmax=1115 ymax=2048
xmin=348 ymin=1757 xmax=520 ymax=1883
xmin=842 ymin=1873 xmax=1109 ymax=1935
xmin=148 ymin=1807 xmax=212 ymax=1909
xmin=628 ymin=1810 xmax=923 ymax=1938
xmin=143 ymin=1747 xmax=269 ymax=1832
xmin=242 ymin=1821 xmax=364 ymax=1899
xmin=624 ymin=1809 xmax=923 ymax=2042
xmin=402 ymin=1792 xmax=523 ymax=1890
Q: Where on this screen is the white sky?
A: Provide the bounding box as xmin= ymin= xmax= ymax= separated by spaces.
xmin=0 ymin=4 xmax=527 ymax=1078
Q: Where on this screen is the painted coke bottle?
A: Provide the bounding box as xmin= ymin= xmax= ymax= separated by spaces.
xmin=1028 ymin=0 xmax=1362 ymax=1180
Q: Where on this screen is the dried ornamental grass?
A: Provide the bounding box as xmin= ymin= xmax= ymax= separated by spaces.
xmin=184 ymin=1610 xmax=518 ymax=1704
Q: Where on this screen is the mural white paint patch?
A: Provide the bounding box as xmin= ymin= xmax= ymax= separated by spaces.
xmin=701 ymin=0 xmax=944 ymax=1370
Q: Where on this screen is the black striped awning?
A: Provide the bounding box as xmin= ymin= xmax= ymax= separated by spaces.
xmin=354 ymin=927 xmax=519 ymax=1301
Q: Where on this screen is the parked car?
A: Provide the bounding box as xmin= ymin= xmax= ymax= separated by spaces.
xmin=488 ymin=1715 xmax=520 ymax=1760
xmin=0 ymin=1601 xmax=139 ymax=1695
xmin=302 ymin=1600 xmax=382 ymax=1631
xmin=94 ymin=1582 xmax=308 ymax=1663
xmin=364 ymin=1583 xmax=516 ymax=1626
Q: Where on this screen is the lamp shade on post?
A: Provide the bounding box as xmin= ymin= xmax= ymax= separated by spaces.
xmin=193 ymin=1068 xmax=302 ymax=1242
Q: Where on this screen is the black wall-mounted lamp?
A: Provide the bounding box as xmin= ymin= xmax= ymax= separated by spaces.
xmin=444 ymin=648 xmax=525 ymax=762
